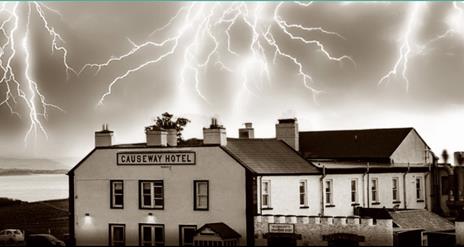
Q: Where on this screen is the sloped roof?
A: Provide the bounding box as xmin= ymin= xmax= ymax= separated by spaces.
xmin=223 ymin=138 xmax=320 ymax=175
xmin=299 ymin=128 xmax=414 ymax=161
xmin=389 ymin=209 xmax=455 ymax=232
xmin=196 ymin=222 xmax=241 ymax=239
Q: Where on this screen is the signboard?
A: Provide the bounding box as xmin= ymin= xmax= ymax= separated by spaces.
xmin=268 ymin=223 xmax=294 ymax=234
xmin=117 ymin=151 xmax=195 ymax=165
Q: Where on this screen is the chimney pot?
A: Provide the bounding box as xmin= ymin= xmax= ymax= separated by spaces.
xmin=239 ymin=122 xmax=254 ymax=139
xmin=95 ymin=123 xmax=113 ymax=147
xmin=146 ymin=126 xmax=167 ymax=147
xmin=203 ymin=118 xmax=227 ymax=146
xmin=167 ymin=129 xmax=177 ymax=147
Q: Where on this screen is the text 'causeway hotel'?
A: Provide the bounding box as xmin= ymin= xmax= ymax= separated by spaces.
xmin=68 ymin=118 xmax=457 ymax=246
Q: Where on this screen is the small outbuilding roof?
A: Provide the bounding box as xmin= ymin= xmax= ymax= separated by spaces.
xmin=196 ymin=223 xmax=241 ymax=240
xmin=389 ymin=209 xmax=455 ymax=232
xmin=223 ymin=138 xmax=320 ymax=175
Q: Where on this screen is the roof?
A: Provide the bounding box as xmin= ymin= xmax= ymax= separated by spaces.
xmin=389 ymin=209 xmax=455 ymax=232
xmin=196 ymin=223 xmax=241 ymax=239
xmin=223 ymin=138 xmax=320 ymax=175
xmin=299 ymin=128 xmax=414 ymax=161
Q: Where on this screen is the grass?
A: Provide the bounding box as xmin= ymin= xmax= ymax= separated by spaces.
xmin=0 ymin=198 xmax=69 ymax=241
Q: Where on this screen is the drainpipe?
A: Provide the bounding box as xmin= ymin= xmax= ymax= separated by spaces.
xmin=366 ymin=162 xmax=370 ymax=208
xmin=403 ymin=163 xmax=410 ymax=209
xmin=320 ymin=163 xmax=326 ymax=216
xmin=424 ymin=163 xmax=431 ymax=210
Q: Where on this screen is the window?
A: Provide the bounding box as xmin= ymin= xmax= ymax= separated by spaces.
xmin=350 ymin=179 xmax=358 ymax=204
xmin=140 ymin=181 xmax=164 ymax=209
xmin=111 ymin=180 xmax=124 ymax=209
xmin=194 ymin=180 xmax=209 ymax=210
xmin=179 ymin=225 xmax=197 ymax=246
xmin=325 ymin=179 xmax=333 ymax=205
xmin=109 ymin=224 xmax=125 ymax=246
xmin=371 ymin=178 xmax=379 ymax=203
xmin=392 ymin=178 xmax=399 ymax=202
xmin=299 ymin=180 xmax=308 ymax=207
xmin=416 ymin=177 xmax=424 ymax=201
xmin=261 ymin=180 xmax=271 ymax=208
xmin=441 ymin=176 xmax=450 ymax=195
xmin=139 ymin=224 xmax=164 ymax=246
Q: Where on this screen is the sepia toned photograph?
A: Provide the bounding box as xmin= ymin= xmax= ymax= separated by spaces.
xmin=0 ymin=1 xmax=463 ymax=246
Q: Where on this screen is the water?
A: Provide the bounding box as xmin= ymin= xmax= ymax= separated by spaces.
xmin=0 ymin=174 xmax=68 ymax=202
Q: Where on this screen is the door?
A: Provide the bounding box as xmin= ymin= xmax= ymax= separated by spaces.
xmin=179 ymin=225 xmax=197 ymax=246
xmin=267 ymin=234 xmax=297 ymax=247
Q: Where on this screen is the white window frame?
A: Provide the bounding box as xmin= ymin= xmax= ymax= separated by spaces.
xmin=111 ymin=180 xmax=124 ymax=209
xmin=299 ymin=179 xmax=308 ymax=207
xmin=194 ymin=180 xmax=209 ymax=210
xmin=392 ymin=177 xmax=400 ymax=202
xmin=262 ymin=180 xmax=271 ymax=208
xmin=140 ymin=224 xmax=164 ymax=246
xmin=416 ymin=177 xmax=424 ymax=201
xmin=325 ymin=179 xmax=333 ymax=205
xmin=351 ymin=179 xmax=358 ymax=204
xmin=109 ymin=224 xmax=125 ymax=247
xmin=371 ymin=178 xmax=379 ymax=203
xmin=140 ymin=181 xmax=164 ymax=209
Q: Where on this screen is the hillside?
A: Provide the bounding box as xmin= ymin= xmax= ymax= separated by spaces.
xmin=0 ymin=157 xmax=76 ymax=170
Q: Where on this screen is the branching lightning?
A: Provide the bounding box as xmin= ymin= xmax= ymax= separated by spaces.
xmin=0 ymin=2 xmax=74 ymax=144
xmin=80 ymin=2 xmax=354 ymax=106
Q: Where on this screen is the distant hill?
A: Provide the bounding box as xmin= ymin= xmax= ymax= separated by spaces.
xmin=0 ymin=168 xmax=68 ymax=176
xmin=0 ymin=157 xmax=77 ymax=170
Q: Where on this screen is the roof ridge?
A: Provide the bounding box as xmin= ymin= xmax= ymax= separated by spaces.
xmin=299 ymin=127 xmax=414 ymax=133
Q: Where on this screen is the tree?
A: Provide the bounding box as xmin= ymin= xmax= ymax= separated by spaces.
xmin=150 ymin=112 xmax=191 ymax=142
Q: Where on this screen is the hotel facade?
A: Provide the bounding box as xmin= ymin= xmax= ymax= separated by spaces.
xmin=68 ymin=118 xmax=456 ymax=246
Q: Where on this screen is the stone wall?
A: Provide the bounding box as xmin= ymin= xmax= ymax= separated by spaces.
xmin=255 ymin=215 xmax=393 ymax=246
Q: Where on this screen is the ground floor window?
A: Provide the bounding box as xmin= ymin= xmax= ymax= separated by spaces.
xmin=139 ymin=224 xmax=165 ymax=246
xmin=179 ymin=225 xmax=197 ymax=246
xmin=109 ymin=224 xmax=125 ymax=246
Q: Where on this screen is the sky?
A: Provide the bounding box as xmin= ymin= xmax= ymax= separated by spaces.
xmin=0 ymin=2 xmax=463 ymax=164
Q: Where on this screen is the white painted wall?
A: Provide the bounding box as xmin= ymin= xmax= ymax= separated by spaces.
xmin=391 ymin=130 xmax=433 ymax=165
xmin=73 ymin=146 xmax=247 ymax=246
xmin=323 ymin=174 xmax=364 ymax=216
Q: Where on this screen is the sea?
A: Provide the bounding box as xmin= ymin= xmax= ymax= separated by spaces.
xmin=0 ymin=174 xmax=68 ymax=202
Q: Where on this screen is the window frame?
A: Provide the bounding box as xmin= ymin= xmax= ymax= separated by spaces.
xmin=261 ymin=179 xmax=271 ymax=209
xmin=139 ymin=180 xmax=164 ymax=210
xmin=139 ymin=223 xmax=165 ymax=246
xmin=392 ymin=177 xmax=400 ymax=202
xmin=299 ymin=179 xmax=309 ymax=208
xmin=325 ymin=179 xmax=334 ymax=206
xmin=416 ymin=177 xmax=424 ymax=201
xmin=351 ymin=178 xmax=358 ymax=204
xmin=371 ymin=178 xmax=379 ymax=203
xmin=110 ymin=180 xmax=124 ymax=209
xmin=179 ymin=225 xmax=197 ymax=246
xmin=109 ymin=224 xmax=125 ymax=247
xmin=193 ymin=180 xmax=209 ymax=211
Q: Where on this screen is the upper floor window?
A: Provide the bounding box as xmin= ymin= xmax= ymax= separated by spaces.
xmin=262 ymin=180 xmax=271 ymax=208
xmin=416 ymin=177 xmax=424 ymax=201
xmin=371 ymin=178 xmax=379 ymax=203
xmin=351 ymin=179 xmax=358 ymax=204
xmin=194 ymin=180 xmax=209 ymax=210
xmin=299 ymin=180 xmax=308 ymax=207
xmin=325 ymin=179 xmax=333 ymax=205
xmin=111 ymin=180 xmax=124 ymax=209
xmin=392 ymin=177 xmax=399 ymax=202
xmin=140 ymin=180 xmax=164 ymax=209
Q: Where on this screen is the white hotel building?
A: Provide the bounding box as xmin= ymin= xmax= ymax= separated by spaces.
xmin=68 ymin=118 xmax=450 ymax=246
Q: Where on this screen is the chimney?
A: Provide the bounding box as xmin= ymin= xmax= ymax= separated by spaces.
xmin=167 ymin=129 xmax=177 ymax=147
xmin=203 ymin=118 xmax=227 ymax=146
xmin=276 ymin=118 xmax=299 ymax=151
xmin=145 ymin=125 xmax=167 ymax=147
xmin=95 ymin=124 xmax=113 ymax=147
xmin=239 ymin=122 xmax=254 ymax=139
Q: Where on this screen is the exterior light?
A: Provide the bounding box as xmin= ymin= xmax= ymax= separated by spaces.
xmin=148 ymin=212 xmax=153 ymax=216
xmin=85 ymin=213 xmax=90 ymax=217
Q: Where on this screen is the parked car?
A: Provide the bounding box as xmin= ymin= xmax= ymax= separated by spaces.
xmin=26 ymin=234 xmax=65 ymax=247
xmin=0 ymin=229 xmax=25 ymax=245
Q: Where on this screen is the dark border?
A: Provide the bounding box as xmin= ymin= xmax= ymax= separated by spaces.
xmin=68 ymin=173 xmax=75 ymax=246
xmin=138 ymin=223 xmax=165 ymax=246
xmin=139 ymin=180 xmax=164 ymax=210
xmin=110 ymin=180 xmax=124 ymax=209
xmin=108 ymin=223 xmax=125 ymax=247
xmin=193 ymin=180 xmax=209 ymax=211
xmin=178 ymin=225 xmax=197 ymax=246
xmin=117 ymin=151 xmax=196 ymax=166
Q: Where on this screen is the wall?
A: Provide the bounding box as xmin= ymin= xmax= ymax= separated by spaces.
xmin=73 ymin=146 xmax=247 ymax=246
xmin=254 ymin=215 xmax=393 ymax=246
xmin=391 ymin=129 xmax=433 ymax=165
xmin=323 ymin=174 xmax=364 ymax=216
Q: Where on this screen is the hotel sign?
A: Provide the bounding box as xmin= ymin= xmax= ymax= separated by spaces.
xmin=269 ymin=223 xmax=295 ymax=234
xmin=117 ymin=151 xmax=196 ymax=165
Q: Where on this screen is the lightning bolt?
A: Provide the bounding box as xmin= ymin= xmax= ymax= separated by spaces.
xmin=0 ymin=2 xmax=75 ymax=145
xmin=80 ymin=2 xmax=353 ymax=106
